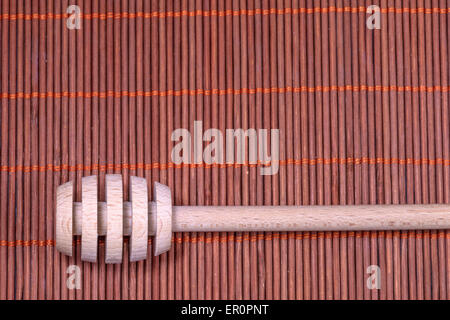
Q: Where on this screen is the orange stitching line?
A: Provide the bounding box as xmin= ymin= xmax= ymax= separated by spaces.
xmin=0 ymin=240 xmax=55 ymax=247
xmin=0 ymin=8 xmax=449 ymax=20
xmin=2 ymin=157 xmax=450 ymax=174
xmin=3 ymin=232 xmax=450 ymax=247
xmin=3 ymin=85 xmax=450 ymax=100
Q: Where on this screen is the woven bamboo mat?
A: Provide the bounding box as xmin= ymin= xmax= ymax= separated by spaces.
xmin=0 ymin=0 xmax=449 ymax=300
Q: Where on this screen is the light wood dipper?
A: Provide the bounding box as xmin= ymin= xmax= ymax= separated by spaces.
xmin=56 ymin=174 xmax=450 ymax=263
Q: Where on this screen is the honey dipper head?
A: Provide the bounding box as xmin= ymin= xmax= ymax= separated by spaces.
xmin=55 ymin=174 xmax=173 ymax=264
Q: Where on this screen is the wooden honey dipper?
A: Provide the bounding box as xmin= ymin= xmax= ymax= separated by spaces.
xmin=56 ymin=174 xmax=450 ymax=264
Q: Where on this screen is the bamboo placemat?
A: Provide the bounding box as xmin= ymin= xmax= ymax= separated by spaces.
xmin=0 ymin=0 xmax=449 ymax=300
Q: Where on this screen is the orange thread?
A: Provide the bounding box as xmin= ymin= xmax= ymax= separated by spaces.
xmin=3 ymin=156 xmax=449 ymax=174
xmin=13 ymin=232 xmax=445 ymax=247
xmin=0 ymin=8 xmax=436 ymax=20
xmin=3 ymin=85 xmax=450 ymax=100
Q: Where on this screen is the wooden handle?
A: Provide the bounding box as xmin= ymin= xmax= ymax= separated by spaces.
xmin=72 ymin=203 xmax=450 ymax=234
xmin=172 ymin=205 xmax=450 ymax=232
xmin=57 ymin=174 xmax=450 ymax=264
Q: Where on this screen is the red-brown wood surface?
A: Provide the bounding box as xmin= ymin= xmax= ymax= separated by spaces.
xmin=0 ymin=0 xmax=449 ymax=299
